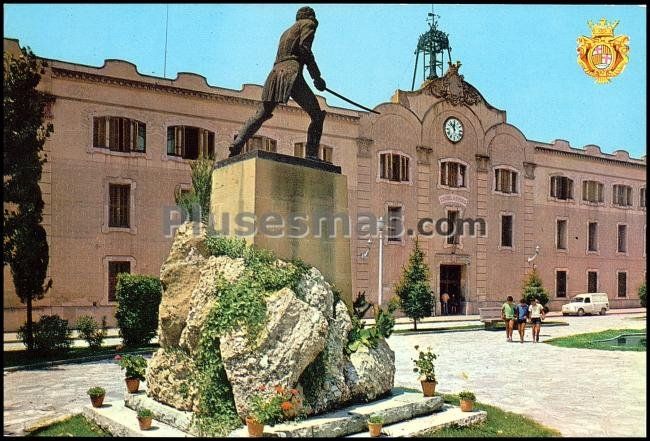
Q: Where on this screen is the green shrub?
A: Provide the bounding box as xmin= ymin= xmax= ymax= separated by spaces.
xmin=639 ymin=283 xmax=646 ymax=308
xmin=87 ymin=387 xmax=105 ymax=397
xmin=18 ymin=315 xmax=71 ymax=354
xmin=76 ymin=315 xmax=106 ymax=350
xmin=114 ymin=274 xmax=162 ymax=346
xmin=412 ymin=345 xmax=437 ymax=382
xmin=116 ymin=354 xmax=147 ymax=380
xmin=458 ymin=390 xmax=476 ymax=401
xmin=394 ymin=238 xmax=433 ymax=330
xmin=522 ymin=268 xmax=550 ymax=305
xmin=368 ymin=414 xmax=384 ymax=424
xmin=205 ymin=235 xmax=248 ymax=259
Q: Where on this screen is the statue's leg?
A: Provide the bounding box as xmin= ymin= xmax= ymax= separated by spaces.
xmin=291 ymin=76 xmax=326 ymax=160
xmin=228 ymin=101 xmax=276 ymax=157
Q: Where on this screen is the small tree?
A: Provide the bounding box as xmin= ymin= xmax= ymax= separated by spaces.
xmin=639 ymin=283 xmax=646 ymax=308
xmin=175 ymin=158 xmax=214 ymax=225
xmin=3 ymin=46 xmax=54 ymax=352
xmin=522 ymin=268 xmax=550 ymax=306
xmin=394 ymin=237 xmax=432 ymax=330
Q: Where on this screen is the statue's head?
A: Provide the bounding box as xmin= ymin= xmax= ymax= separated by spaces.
xmin=296 ymin=6 xmax=316 ymax=21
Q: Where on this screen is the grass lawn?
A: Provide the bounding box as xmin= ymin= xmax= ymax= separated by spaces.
xmin=421 ymin=394 xmax=561 ymax=437
xmin=544 ymin=328 xmax=646 ymax=351
xmin=32 ymin=414 xmax=110 ymax=437
xmin=3 ymin=343 xmax=158 ymax=368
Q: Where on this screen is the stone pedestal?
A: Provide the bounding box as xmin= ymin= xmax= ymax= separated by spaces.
xmin=210 ymin=150 xmax=352 ymax=307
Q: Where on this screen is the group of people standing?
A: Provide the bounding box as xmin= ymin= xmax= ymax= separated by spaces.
xmin=501 ymin=296 xmax=545 ymax=343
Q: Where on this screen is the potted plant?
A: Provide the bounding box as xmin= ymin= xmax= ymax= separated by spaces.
xmin=367 ymin=414 xmax=384 ymax=437
xmin=115 ymin=354 xmax=147 ymax=393
xmin=412 ymin=345 xmax=437 ymax=396
xmin=458 ymin=390 xmax=476 ymax=412
xmin=246 ymin=385 xmax=285 ymax=437
xmin=86 ymin=386 xmax=106 ymax=408
xmin=137 ymin=408 xmax=154 ymax=430
xmin=275 ymin=385 xmax=305 ymax=420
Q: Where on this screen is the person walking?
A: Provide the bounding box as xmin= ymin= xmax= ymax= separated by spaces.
xmin=227 ymin=6 xmax=327 ymax=160
xmin=514 ymin=298 xmax=529 ymax=343
xmin=441 ymin=292 xmax=450 ymax=316
xmin=529 ymin=297 xmax=545 ymax=343
xmin=501 ymin=295 xmax=516 ymax=342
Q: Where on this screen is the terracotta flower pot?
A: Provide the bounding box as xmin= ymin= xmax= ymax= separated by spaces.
xmin=420 ymin=380 xmax=437 ymax=397
xmin=138 ymin=416 xmax=152 ymax=430
xmin=368 ymin=422 xmax=383 ymax=437
xmin=125 ymin=377 xmax=140 ymax=393
xmin=90 ymin=394 xmax=105 ymax=408
xmin=460 ymin=399 xmax=474 ymax=412
xmin=246 ymin=417 xmax=264 ymax=437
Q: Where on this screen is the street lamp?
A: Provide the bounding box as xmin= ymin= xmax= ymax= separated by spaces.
xmin=377 ymin=217 xmax=385 ymax=307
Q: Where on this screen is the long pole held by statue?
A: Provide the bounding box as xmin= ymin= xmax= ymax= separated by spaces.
xmin=324 ymin=88 xmax=380 ymax=114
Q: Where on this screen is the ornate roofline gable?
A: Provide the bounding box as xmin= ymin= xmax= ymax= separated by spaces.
xmin=421 ymin=61 xmax=498 ymax=110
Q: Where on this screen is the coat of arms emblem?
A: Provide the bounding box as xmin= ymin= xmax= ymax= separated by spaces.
xmin=577 ymin=18 xmax=629 ymax=84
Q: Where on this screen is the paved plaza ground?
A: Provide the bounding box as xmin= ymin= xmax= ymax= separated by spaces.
xmin=3 ymin=312 xmax=646 ymax=437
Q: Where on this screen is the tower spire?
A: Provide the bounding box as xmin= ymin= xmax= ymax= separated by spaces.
xmin=411 ymin=6 xmax=452 ymax=90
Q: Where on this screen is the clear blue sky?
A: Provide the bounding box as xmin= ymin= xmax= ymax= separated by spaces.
xmin=4 ymin=4 xmax=647 ymax=158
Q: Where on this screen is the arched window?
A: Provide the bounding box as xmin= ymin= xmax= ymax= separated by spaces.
xmin=93 ymin=116 xmax=146 ymax=152
xmin=494 ymin=168 xmax=519 ymax=194
xmin=167 ymin=126 xmax=215 ymax=160
xmin=379 ymin=152 xmax=410 ymax=182
xmin=440 ymin=161 xmax=467 ymax=188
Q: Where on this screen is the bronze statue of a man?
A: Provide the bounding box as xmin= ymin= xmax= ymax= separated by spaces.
xmin=228 ymin=6 xmax=327 ymax=160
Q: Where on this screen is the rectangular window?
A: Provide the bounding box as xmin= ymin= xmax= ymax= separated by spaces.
xmin=108 ymin=261 xmax=131 ymax=302
xmin=550 ymin=176 xmax=573 ymax=200
xmin=617 ymin=272 xmax=627 ymax=297
xmin=588 ymin=222 xmax=598 ymax=252
xmin=495 ymin=169 xmax=518 ymax=194
xmin=446 ymin=210 xmax=460 ymax=245
xmin=582 ymin=181 xmax=604 ymax=203
xmin=641 ymin=188 xmax=646 ymax=208
xmin=380 ymin=153 xmax=409 ymax=182
xmin=245 ymin=135 xmax=276 ymax=153
xmin=440 ymin=162 xmax=466 ymax=188
xmin=109 ymin=184 xmax=130 ymax=228
xmin=167 ymin=126 xmax=215 ymax=159
xmin=556 ymin=270 xmax=567 ymax=297
xmin=556 ymin=219 xmax=567 ymax=250
xmin=613 ymin=185 xmax=633 ymax=207
xmin=387 ymin=206 xmax=402 ymax=242
xmin=294 ymin=143 xmax=306 ymax=158
xmin=617 ymin=224 xmax=627 ymax=253
xmin=501 ymin=214 xmax=513 ymax=247
xmin=587 ymin=271 xmax=598 ymax=293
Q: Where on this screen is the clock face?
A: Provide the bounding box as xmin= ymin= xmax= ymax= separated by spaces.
xmin=444 ymin=118 xmax=464 ymax=143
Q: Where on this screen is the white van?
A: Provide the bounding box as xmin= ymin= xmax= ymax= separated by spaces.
xmin=561 ymin=293 xmax=609 ymax=316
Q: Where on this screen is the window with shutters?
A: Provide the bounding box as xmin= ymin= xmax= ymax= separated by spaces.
xmin=167 ymin=126 xmax=215 ymax=160
xmin=556 ymin=219 xmax=567 ymax=250
xmin=108 ymin=261 xmax=131 ymax=302
xmin=617 ymin=271 xmax=627 ymax=297
xmin=501 ymin=214 xmax=513 ymax=248
xmin=556 ymin=270 xmax=567 ymax=297
xmin=612 ymin=184 xmax=633 ymax=207
xmin=294 ymin=143 xmax=334 ymax=162
xmin=550 ymin=176 xmax=573 ymax=200
xmin=440 ymin=161 xmax=467 ymax=188
xmin=617 ymin=224 xmax=627 ymax=253
xmin=244 ymin=135 xmax=276 ymax=153
xmin=587 ymin=271 xmax=598 ymax=293
xmin=93 ymin=116 xmax=146 ymax=153
xmin=379 ymin=153 xmax=410 ymax=182
xmin=582 ymin=180 xmax=604 ymax=203
xmin=494 ymin=168 xmax=518 ymax=194
xmin=109 ymin=184 xmax=130 ymax=228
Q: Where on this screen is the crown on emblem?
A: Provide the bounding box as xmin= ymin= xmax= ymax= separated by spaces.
xmin=588 ymin=18 xmax=619 ymax=37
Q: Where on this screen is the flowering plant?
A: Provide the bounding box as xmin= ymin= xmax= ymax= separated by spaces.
xmin=115 ymin=354 xmax=147 ymax=380
xmin=248 ymin=385 xmax=305 ymax=426
xmin=412 ymin=345 xmax=437 ymax=382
